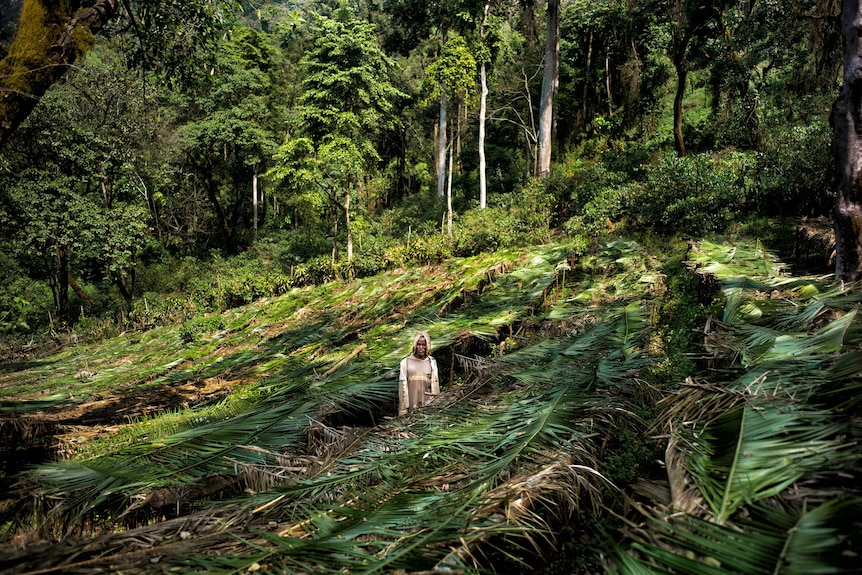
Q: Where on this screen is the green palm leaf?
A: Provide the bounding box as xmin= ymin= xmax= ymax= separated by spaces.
xmin=686 ymin=404 xmax=852 ymax=525
xmin=620 ymin=498 xmax=862 ymax=575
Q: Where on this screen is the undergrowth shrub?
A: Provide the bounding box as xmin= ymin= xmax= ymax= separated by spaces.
xmin=545 ymin=156 xmax=635 ymax=241
xmin=404 ymin=234 xmax=452 ymax=265
xmin=629 ymin=151 xmax=756 ymax=235
xmin=755 ymin=122 xmax=832 ymax=217
xmin=73 ymin=316 xmax=121 ymax=343
xmin=179 ymin=314 xmax=226 ymax=343
xmin=274 ymin=232 xmax=331 ymax=269
xmin=451 ymin=207 xmax=519 ymax=256
xmin=0 ymin=280 xmax=51 ymax=334
xmin=602 ymin=426 xmax=656 ymax=486
xmin=511 ymin=178 xmax=558 ymax=235
xmin=564 ymin=182 xmax=641 ymax=239
xmin=129 ymin=293 xmax=195 ymax=330
xmin=292 ymin=255 xmax=336 ymax=285
xmin=348 ymin=225 xmax=395 ymax=278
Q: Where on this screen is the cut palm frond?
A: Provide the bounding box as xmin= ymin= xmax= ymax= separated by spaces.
xmin=619 ymin=498 xmax=862 ymax=575
xmin=685 ymin=401 xmax=854 ymax=525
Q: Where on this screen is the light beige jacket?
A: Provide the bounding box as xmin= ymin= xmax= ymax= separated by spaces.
xmin=398 ymin=331 xmax=440 ymax=415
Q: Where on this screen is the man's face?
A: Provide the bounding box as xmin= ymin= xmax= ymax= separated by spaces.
xmin=414 ymin=337 xmax=428 ymax=358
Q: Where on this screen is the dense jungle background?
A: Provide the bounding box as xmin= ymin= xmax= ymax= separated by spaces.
xmin=0 ymin=0 xmax=860 ymax=573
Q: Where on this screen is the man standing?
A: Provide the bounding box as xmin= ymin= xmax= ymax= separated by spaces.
xmin=398 ymin=331 xmax=440 ymax=416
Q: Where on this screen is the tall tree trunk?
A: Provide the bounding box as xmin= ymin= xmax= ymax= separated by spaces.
xmin=537 ymin=0 xmax=560 ymax=179
xmin=521 ymin=70 xmax=539 ymax=175
xmin=202 ymin=158 xmax=231 ymax=245
xmin=479 ymin=60 xmax=488 ymax=208
xmin=331 ymin=216 xmax=339 ymax=266
xmin=669 ymin=3 xmax=704 ymax=159
xmin=673 ymin=60 xmax=688 ymax=157
xmin=583 ymin=29 xmax=593 ymax=132
xmin=833 ymin=0 xmax=862 ymax=281
xmin=55 ymin=244 xmax=70 ymax=325
xmin=447 ymin=132 xmax=454 ymax=235
xmin=478 ymin=0 xmax=491 ymax=209
xmin=252 ymin=165 xmax=259 ymax=242
xmin=345 ymin=181 xmax=353 ymax=262
xmin=437 ymin=93 xmax=448 ymax=200
xmin=605 ymin=53 xmax=612 ymax=114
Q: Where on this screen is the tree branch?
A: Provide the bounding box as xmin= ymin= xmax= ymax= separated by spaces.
xmin=0 ymin=0 xmax=121 ymax=146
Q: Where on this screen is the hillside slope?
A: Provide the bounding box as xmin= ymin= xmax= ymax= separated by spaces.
xmin=1 ymin=237 xmax=859 ymax=574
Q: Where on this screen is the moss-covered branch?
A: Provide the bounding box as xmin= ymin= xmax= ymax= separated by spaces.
xmin=0 ymin=0 xmax=119 ymax=146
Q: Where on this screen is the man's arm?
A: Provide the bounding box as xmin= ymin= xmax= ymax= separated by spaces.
xmin=398 ymin=357 xmax=409 ymax=415
xmin=429 ymin=357 xmax=440 ymax=395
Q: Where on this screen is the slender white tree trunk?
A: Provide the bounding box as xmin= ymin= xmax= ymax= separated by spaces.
xmin=252 ymin=166 xmax=259 ymax=241
xmin=345 ymin=183 xmax=353 ymax=262
xmin=447 ymin=133 xmax=454 ymax=235
xmin=479 ymin=0 xmax=491 ymax=208
xmin=537 ymin=0 xmax=560 ymax=179
xmin=479 ymin=61 xmax=488 ymax=208
xmin=437 ymin=93 xmax=448 ymax=200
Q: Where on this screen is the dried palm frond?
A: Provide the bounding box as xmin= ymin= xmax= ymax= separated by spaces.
xmin=3 ymin=240 xmax=677 ymax=572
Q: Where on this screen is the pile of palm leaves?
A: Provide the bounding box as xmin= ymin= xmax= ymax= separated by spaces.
xmin=615 ymin=239 xmax=862 ymax=574
xmin=2 ymin=240 xmax=660 ymax=573
xmin=1 ymin=237 xmax=859 ymax=574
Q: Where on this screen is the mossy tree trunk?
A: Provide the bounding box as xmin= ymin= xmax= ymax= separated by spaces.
xmin=0 ymin=0 xmax=119 ymax=147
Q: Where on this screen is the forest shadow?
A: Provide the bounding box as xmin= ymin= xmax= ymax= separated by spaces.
xmin=758 ymin=217 xmax=834 ymax=276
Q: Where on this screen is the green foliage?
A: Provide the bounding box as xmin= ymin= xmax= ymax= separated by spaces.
xmin=129 ymin=293 xmax=197 ymax=330
xmin=423 ymin=34 xmax=478 ymax=107
xmin=452 ymin=207 xmax=519 ymax=255
xmin=179 ymin=314 xmax=227 ymax=343
xmin=754 ymin=120 xmax=833 ymax=217
xmin=688 ymin=403 xmax=853 ymax=525
xmin=628 ymin=151 xmax=757 ymax=235
xmin=602 ymin=426 xmax=655 ymax=486
xmin=0 ymin=297 xmax=32 ymax=334
xmin=623 ymin=499 xmax=862 ymax=575
xmin=291 ymin=254 xmax=337 ymax=285
xmin=383 ymin=233 xmax=452 ymax=267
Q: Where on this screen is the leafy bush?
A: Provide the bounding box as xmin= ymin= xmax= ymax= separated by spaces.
xmin=754 ymin=122 xmax=832 ymax=217
xmin=564 ymin=183 xmax=639 ymax=238
xmin=0 ymin=280 xmax=55 ymax=334
xmin=179 ymin=314 xmax=227 ymax=343
xmin=451 ymin=207 xmax=518 ymax=256
xmin=273 ymin=231 xmax=332 ymax=268
xmin=408 ymin=233 xmax=453 ymax=265
xmin=129 ymin=293 xmax=196 ymax=330
xmin=73 ymin=316 xmax=121 ymax=343
xmin=292 ymin=255 xmax=336 ymax=285
xmin=510 ymin=178 xmax=558 ymax=238
xmin=628 ymin=151 xmax=756 ymax=235
xmin=602 ymin=426 xmax=656 ymax=486
xmin=0 ymin=296 xmax=32 ymax=334
xmin=219 ymin=268 xmax=291 ymax=308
